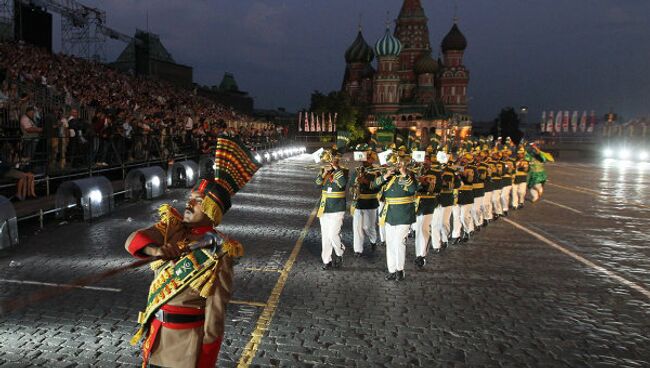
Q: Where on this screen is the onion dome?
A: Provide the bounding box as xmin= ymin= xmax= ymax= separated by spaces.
xmin=441 ymin=23 xmax=467 ymax=52
xmin=414 ymin=53 xmax=438 ymax=74
xmin=375 ymin=27 xmax=403 ymax=57
xmin=345 ymin=31 xmax=374 ymax=63
xmin=361 ymin=64 xmax=375 ymax=79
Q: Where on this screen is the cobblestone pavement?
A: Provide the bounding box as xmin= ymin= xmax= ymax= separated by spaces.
xmin=0 ymin=156 xmax=649 ymax=367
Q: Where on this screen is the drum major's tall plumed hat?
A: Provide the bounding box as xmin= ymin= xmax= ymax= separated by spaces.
xmin=193 ymin=137 xmax=261 ymax=225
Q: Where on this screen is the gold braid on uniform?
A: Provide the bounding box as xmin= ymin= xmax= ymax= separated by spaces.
xmin=150 ymin=204 xmax=184 ymax=271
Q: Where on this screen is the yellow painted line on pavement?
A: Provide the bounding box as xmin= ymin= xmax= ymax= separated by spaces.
xmin=229 ymin=300 xmax=267 ymax=308
xmin=237 ymin=205 xmax=319 ymax=367
xmin=503 ymin=218 xmax=650 ymax=300
xmin=548 ymin=182 xmax=649 ymax=209
xmin=543 ymin=200 xmax=583 ymax=214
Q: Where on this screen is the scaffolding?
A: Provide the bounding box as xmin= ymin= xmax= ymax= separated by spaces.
xmin=0 ymin=0 xmax=12 ymax=41
xmin=59 ymin=0 xmax=106 ymax=61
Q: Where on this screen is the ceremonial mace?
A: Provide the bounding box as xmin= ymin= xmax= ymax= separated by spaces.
xmin=0 ymin=232 xmax=225 ymax=316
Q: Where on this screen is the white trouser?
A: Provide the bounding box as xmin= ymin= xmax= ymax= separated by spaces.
xmin=377 ymin=202 xmax=386 ymax=242
xmin=492 ymin=188 xmax=503 ymax=216
xmin=353 ymin=208 xmax=378 ymax=253
xmin=415 ymin=213 xmax=432 ymax=257
xmin=482 ymin=191 xmax=493 ymax=221
xmin=530 ymin=183 xmax=544 ymax=202
xmin=431 ymin=206 xmax=444 ymax=248
xmin=319 ymin=212 xmax=345 ymax=264
xmin=385 ymin=223 xmax=410 ymax=273
xmin=472 ymin=197 xmax=483 ymax=227
xmin=513 ymin=182 xmax=527 ymax=207
xmin=501 ymin=185 xmax=512 ymax=212
xmin=441 ymin=205 xmax=453 ymax=240
xmin=460 ymin=203 xmax=474 ymax=234
xmin=451 ymin=204 xmax=462 ymax=239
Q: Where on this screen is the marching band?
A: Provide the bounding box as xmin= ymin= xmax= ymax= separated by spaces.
xmin=315 ymin=137 xmax=551 ymax=281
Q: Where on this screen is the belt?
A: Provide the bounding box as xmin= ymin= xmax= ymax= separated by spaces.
xmin=155 ymin=310 xmax=205 ymax=324
xmin=416 ymin=194 xmax=437 ymax=199
xmin=357 ymin=193 xmax=379 ymax=200
xmin=472 ymin=183 xmax=484 ymax=189
xmin=380 ymin=196 xmax=415 ymax=226
xmin=318 ymin=190 xmax=346 ymax=217
xmin=385 ymin=196 xmax=415 ymax=205
xmin=321 ymin=190 xmax=346 ymax=198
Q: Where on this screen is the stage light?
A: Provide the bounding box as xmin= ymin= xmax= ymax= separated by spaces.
xmin=151 ymin=176 xmax=160 ymax=187
xmin=89 ymin=189 xmax=103 ymax=204
xmin=255 ymin=154 xmax=262 ymax=162
xmin=603 ymin=148 xmax=613 ymax=158
xmin=618 ymin=149 xmax=630 ymax=160
xmin=640 ymin=151 xmax=648 ymax=161
xmin=186 ymin=167 xmax=194 ymax=180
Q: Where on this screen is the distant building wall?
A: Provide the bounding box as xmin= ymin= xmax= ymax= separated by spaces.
xmin=197 ymin=88 xmax=254 ymax=114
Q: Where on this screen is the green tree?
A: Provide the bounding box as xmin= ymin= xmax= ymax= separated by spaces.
xmin=491 ymin=107 xmax=523 ymax=143
xmin=309 ymin=90 xmax=367 ymax=143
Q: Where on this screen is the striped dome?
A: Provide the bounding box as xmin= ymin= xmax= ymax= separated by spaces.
xmin=414 ymin=53 xmax=438 ymax=74
xmin=345 ymin=31 xmax=374 ymax=63
xmin=375 ymin=27 xmax=402 ymax=57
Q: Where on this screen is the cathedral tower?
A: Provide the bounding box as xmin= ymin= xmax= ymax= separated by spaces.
xmin=373 ymin=26 xmax=402 ymax=114
xmin=394 ymin=0 xmax=431 ymax=102
xmin=439 ymin=20 xmax=469 ymax=113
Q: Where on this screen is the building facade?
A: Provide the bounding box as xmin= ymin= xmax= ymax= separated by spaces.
xmin=341 ymin=0 xmax=472 ymax=144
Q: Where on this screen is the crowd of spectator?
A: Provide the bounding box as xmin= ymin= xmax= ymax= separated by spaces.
xmin=0 ymin=41 xmax=288 ymax=200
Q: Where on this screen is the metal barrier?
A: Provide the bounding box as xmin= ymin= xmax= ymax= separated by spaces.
xmin=167 ymin=160 xmax=199 ymax=188
xmin=198 ymin=155 xmax=215 ymax=180
xmin=55 ymin=176 xmax=114 ymax=220
xmin=124 ymin=166 xmax=166 ymax=200
xmin=0 ymin=195 xmax=18 ymax=250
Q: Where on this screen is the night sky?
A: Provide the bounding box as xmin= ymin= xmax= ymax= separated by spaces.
xmin=52 ymin=0 xmax=650 ymax=122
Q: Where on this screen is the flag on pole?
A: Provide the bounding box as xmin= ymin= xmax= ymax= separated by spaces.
xmin=562 ymin=110 xmax=570 ymax=132
xmin=554 ymin=111 xmax=562 ymax=133
xmin=540 ymin=111 xmax=546 ymax=133
xmin=316 ymin=114 xmax=321 ymax=132
xmin=310 ymin=112 xmax=316 ymax=132
xmin=328 ymin=113 xmax=333 ymax=132
xmin=546 ymin=111 xmax=554 ymax=133
xmin=588 ymin=110 xmax=596 ymax=133
xmin=304 ymin=111 xmax=310 ymax=132
xmin=579 ymin=111 xmax=587 ymax=132
xmin=333 ymin=113 xmax=338 ymax=132
xmin=321 ymin=112 xmax=325 ymax=133
xmin=571 ymin=111 xmax=578 ymax=133
xmin=298 ymin=111 xmax=302 ymax=132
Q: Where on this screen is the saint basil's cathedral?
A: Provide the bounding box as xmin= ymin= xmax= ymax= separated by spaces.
xmin=341 ymin=0 xmax=472 ymax=143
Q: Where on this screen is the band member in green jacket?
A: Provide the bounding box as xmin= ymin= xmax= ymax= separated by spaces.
xmin=316 ymin=150 xmax=348 ymax=270
xmin=458 ymin=152 xmax=476 ymax=242
xmin=349 ymin=145 xmax=380 ymax=256
xmin=513 ymin=147 xmax=530 ymax=209
xmin=371 ymin=153 xmax=417 ymax=281
xmin=500 ymin=148 xmax=515 ymax=216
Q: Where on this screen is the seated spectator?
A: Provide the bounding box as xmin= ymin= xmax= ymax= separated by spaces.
xmin=19 ymin=106 xmax=42 ymax=163
xmin=0 ymin=154 xmax=36 ymax=200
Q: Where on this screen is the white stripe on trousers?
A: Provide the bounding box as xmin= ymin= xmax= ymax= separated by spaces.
xmin=385 ymin=223 xmax=410 ymax=273
xmin=319 ymin=212 xmax=345 ymax=264
xmin=353 ymin=208 xmax=378 ymax=253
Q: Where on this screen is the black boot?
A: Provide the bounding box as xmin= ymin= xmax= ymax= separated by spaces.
xmin=354 ymin=252 xmax=363 ymax=258
xmin=441 ymin=242 xmax=448 ymax=249
xmin=321 ymin=262 xmax=333 ymax=270
xmin=396 ymin=270 xmax=405 ymax=281
xmin=414 ymin=256 xmax=426 ymax=268
xmin=451 ymin=237 xmax=460 ymax=245
xmin=385 ymin=272 xmax=397 ymax=281
xmin=332 ymin=254 xmax=343 ymax=268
